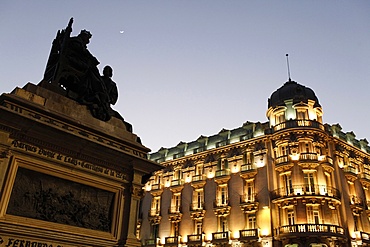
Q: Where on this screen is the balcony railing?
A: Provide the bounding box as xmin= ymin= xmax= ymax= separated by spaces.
xmin=214 ymin=199 xmax=230 ymax=207
xmin=275 ymin=155 xmax=289 ymax=166
xmin=299 ymin=152 xmax=318 ymax=162
xmin=319 ymin=155 xmax=333 ymax=165
xmin=360 ymin=173 xmax=370 ymax=181
xmin=144 ymin=238 xmax=158 ymax=247
xmin=271 ymin=184 xmax=341 ymax=201
xmin=192 ymin=174 xmax=205 ymax=182
xmin=361 ymin=232 xmax=370 ymax=244
xmin=272 ymin=119 xmax=324 ymax=132
xmin=277 ymin=224 xmax=345 ymax=238
xmin=215 ymin=169 xmax=230 ymax=177
xmin=241 ymin=163 xmax=257 ymax=172
xmin=344 ymin=166 xmax=358 ymax=175
xmin=212 ymin=231 xmax=229 ymax=243
xmin=168 ymin=206 xmax=182 ymax=214
xmin=190 ymin=203 xmax=204 ymax=211
xmin=187 ymin=234 xmax=203 ymax=245
xmin=150 ymin=209 xmax=160 ymax=216
xmin=240 ymin=193 xmax=257 ymax=203
xmin=171 ymin=179 xmax=184 ymax=187
xmin=151 ymin=183 xmax=162 ymax=190
xmin=239 ymin=229 xmax=258 ymax=242
xmin=164 ymin=236 xmax=180 ymax=246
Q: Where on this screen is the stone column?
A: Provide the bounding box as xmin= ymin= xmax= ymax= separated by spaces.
xmin=125 ymin=171 xmax=145 ymax=247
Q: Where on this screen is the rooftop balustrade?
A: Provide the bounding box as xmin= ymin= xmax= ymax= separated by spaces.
xmin=272 ymin=119 xmax=325 ymax=132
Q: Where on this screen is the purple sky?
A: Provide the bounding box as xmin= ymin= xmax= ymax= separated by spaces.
xmin=1 ymin=1 xmax=370 ymax=152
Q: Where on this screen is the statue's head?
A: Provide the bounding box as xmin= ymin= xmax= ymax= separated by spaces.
xmin=78 ymin=30 xmax=92 ymax=44
xmin=103 ymin=66 xmax=113 ymax=78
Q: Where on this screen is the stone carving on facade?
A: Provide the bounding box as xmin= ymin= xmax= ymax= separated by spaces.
xmin=7 ymin=167 xmax=114 ymax=232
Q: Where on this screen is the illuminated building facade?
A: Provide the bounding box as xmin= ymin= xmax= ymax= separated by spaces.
xmin=140 ymin=80 xmax=370 ymax=247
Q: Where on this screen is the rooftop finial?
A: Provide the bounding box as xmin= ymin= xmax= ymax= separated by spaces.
xmin=286 ymin=54 xmax=291 ymax=81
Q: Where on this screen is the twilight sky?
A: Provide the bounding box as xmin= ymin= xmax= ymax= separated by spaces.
xmin=0 ymin=1 xmax=369 ymax=152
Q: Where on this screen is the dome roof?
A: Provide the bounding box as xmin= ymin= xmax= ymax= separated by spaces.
xmin=268 ymin=80 xmax=321 ymax=108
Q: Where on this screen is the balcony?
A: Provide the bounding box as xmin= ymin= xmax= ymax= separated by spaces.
xmin=164 ymin=236 xmax=180 ymax=247
xmin=149 ymin=208 xmax=161 ymax=217
xmin=343 ymin=166 xmax=358 ymax=182
xmin=214 ymin=169 xmax=231 ymax=183
xmin=361 ymin=232 xmax=370 ymax=244
xmin=168 ymin=206 xmax=182 ymax=222
xmin=240 ymin=163 xmax=257 ymax=179
xmin=319 ymin=155 xmax=333 ymax=166
xmin=272 ymin=119 xmax=325 ymax=133
xmin=187 ymin=234 xmax=203 ymax=246
xmin=191 ymin=174 xmax=206 ymax=188
xmin=360 ymin=173 xmax=370 ymax=187
xmin=171 ymin=179 xmax=184 ymax=187
xmin=240 ymin=194 xmax=258 ymax=213
xmin=144 ymin=238 xmax=158 ymax=247
xmin=212 ymin=231 xmax=229 ymax=244
xmin=350 ymin=195 xmax=365 ymax=212
xmin=239 ymin=229 xmax=258 ymax=242
xmin=276 ymin=224 xmax=345 ymax=239
xmin=213 ymin=199 xmax=231 ymax=217
xmin=297 ymin=152 xmax=319 ymax=169
xmin=271 ymin=184 xmax=341 ymax=202
xmin=151 ymin=183 xmax=162 ymax=190
xmin=190 ymin=203 xmax=205 ymax=220
xmin=275 ymin=155 xmax=290 ymax=166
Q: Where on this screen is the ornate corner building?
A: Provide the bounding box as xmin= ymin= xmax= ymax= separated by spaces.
xmin=140 ymin=80 xmax=370 ymax=247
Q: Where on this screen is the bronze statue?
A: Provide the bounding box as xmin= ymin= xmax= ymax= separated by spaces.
xmin=41 ymin=18 xmax=125 ymax=124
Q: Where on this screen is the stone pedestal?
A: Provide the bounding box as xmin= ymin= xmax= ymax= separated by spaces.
xmin=0 ymin=83 xmax=162 ymax=247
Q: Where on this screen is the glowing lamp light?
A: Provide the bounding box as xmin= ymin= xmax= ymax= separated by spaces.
xmin=256 ymin=156 xmax=265 ymax=168
xmin=185 ymin=174 xmax=192 ymax=183
xmin=295 ymin=188 xmax=302 ymax=195
xmin=165 ymin=179 xmax=171 ymax=187
xmin=233 ymin=231 xmax=240 ymax=239
xmin=261 ymin=228 xmax=269 ymax=237
xmin=207 ymin=168 xmax=214 ymax=179
xmin=231 ymin=164 xmax=239 ymax=173
xmin=290 ymin=154 xmax=299 ymax=161
xmin=206 ymin=233 xmax=213 ymax=241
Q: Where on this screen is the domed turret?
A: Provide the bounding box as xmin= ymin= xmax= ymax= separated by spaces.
xmin=268 ymin=80 xmax=321 ymax=109
xmin=266 ymin=80 xmax=323 ymax=129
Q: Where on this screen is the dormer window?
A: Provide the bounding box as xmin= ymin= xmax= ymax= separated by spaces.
xmin=275 ymin=112 xmax=285 ymax=125
xmin=296 ymin=109 xmax=308 ymax=120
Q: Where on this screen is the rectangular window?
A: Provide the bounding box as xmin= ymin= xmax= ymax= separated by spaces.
xmin=307 ymin=205 xmax=320 ymax=224
xmin=275 ymin=113 xmax=285 ymax=125
xmin=244 ymin=180 xmax=255 ymax=202
xmin=281 ymin=173 xmax=293 ymax=195
xmin=217 ymin=185 xmax=228 ymax=206
xmin=247 ymin=214 xmax=256 ymax=229
xmin=173 ymin=169 xmax=182 ymax=180
xmin=172 ymin=193 xmax=181 ymax=212
xmin=151 ymin=196 xmax=161 ymax=215
xmin=280 ymin=145 xmax=288 ymax=156
xmin=193 ymin=189 xmax=204 ymax=209
xmin=297 ymin=109 xmax=308 ymax=120
xmin=194 ymin=221 xmax=203 ymax=235
xmin=304 ymin=172 xmax=315 ymax=193
xmin=151 ymin=224 xmax=159 ymax=239
xmin=287 ymin=208 xmax=295 ymax=225
xmin=219 ymin=216 xmax=228 ymax=232
xmin=196 ymin=165 xmax=203 ymax=175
